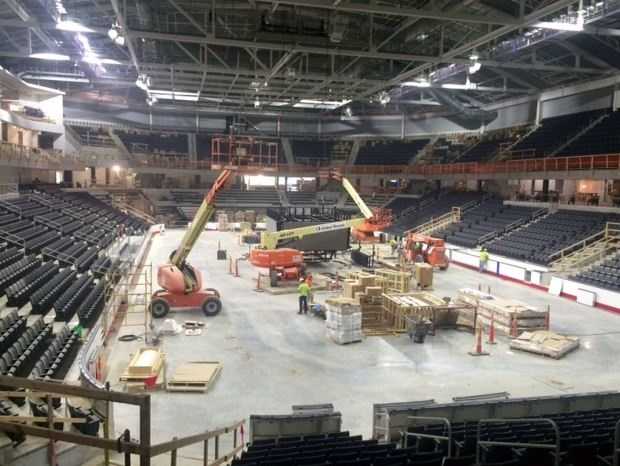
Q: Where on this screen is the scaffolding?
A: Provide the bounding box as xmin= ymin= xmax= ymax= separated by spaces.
xmin=104 ymin=262 xmax=153 ymax=339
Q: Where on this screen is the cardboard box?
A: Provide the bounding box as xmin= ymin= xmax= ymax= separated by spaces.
xmin=415 ymin=263 xmax=433 ymax=288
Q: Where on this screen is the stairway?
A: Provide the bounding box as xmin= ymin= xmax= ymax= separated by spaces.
xmin=495 ymin=125 xmax=538 ymax=161
xmin=277 ymin=189 xmax=291 ymax=207
xmin=407 ymin=207 xmax=462 ymax=236
xmin=550 ymin=222 xmax=620 ymax=272
xmin=548 ymin=112 xmax=610 ymax=158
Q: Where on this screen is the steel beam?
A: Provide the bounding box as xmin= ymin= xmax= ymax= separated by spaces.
xmin=254 ymin=0 xmax=518 ymax=25
xmin=2 ymin=0 xmax=57 ymax=50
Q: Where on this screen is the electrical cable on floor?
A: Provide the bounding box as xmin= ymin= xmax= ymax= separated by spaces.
xmin=118 ymin=334 xmax=142 ymax=342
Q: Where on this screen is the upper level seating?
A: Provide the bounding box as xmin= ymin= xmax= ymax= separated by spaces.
xmin=510 ymin=109 xmax=606 ymax=158
xmin=291 ymin=140 xmax=335 ymax=163
xmin=387 ymin=191 xmax=484 ymax=235
xmin=559 ymin=110 xmax=620 ymax=156
xmin=437 ymin=201 xmax=539 ymax=248
xmin=571 ymin=252 xmax=620 ymax=291
xmin=197 ymin=134 xmax=212 ymax=160
xmin=355 ymin=139 xmax=429 ymax=165
xmin=70 ymin=126 xmax=114 ymax=147
xmin=487 ymin=210 xmax=620 ymax=265
xmin=117 ymin=130 xmax=188 ymax=155
xmin=218 ymin=186 xmax=281 ymax=206
xmin=457 ymin=135 xmax=516 ymax=163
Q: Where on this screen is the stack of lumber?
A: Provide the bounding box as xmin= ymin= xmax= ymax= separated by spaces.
xmin=120 ymin=348 xmax=165 ymax=391
xmin=456 ymin=288 xmax=549 ymax=336
xmin=325 ymin=300 xmax=362 ymax=344
xmin=510 ymin=331 xmax=579 ymax=359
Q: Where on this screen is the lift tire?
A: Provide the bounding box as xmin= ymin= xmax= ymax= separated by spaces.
xmin=150 ymin=299 xmax=170 ymax=318
xmin=202 ymin=297 xmax=222 ymax=317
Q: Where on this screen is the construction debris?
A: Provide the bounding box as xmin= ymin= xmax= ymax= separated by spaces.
xmin=510 ymin=331 xmax=579 ymax=359
xmin=167 ymin=361 xmax=223 ymax=392
xmin=456 ymin=288 xmax=550 ymax=337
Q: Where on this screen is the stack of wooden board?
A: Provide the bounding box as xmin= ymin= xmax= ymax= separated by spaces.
xmin=120 ymin=348 xmax=165 ymax=391
xmin=510 ymin=331 xmax=579 ymax=359
xmin=167 ymin=361 xmax=222 ymax=392
xmin=338 ymin=274 xmax=384 ymax=333
xmin=456 ymin=288 xmax=549 ymax=336
xmin=217 ymin=213 xmax=229 ymax=231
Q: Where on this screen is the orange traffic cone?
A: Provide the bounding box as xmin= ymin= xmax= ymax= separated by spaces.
xmin=469 ymin=324 xmax=489 ymax=356
xmin=511 ymin=318 xmax=518 ymax=337
xmin=487 ymin=313 xmax=497 ymax=345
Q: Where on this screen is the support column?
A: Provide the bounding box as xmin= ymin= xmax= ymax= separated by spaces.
xmin=613 ymin=88 xmax=620 ymax=111
xmin=188 ymin=133 xmax=197 ymax=161
xmin=535 ymin=98 xmax=543 ymax=125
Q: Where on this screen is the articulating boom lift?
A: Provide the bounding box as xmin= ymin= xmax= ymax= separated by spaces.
xmin=150 ymin=169 xmax=232 ymax=318
xmin=249 ymin=172 xmax=392 ymax=278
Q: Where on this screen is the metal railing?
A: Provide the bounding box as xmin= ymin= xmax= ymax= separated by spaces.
xmin=476 ymin=418 xmax=561 ymax=466
xmin=403 ymin=416 xmax=452 ymax=458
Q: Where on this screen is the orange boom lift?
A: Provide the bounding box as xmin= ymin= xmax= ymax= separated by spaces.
xmin=404 ymin=233 xmax=449 ymax=270
xmin=150 ymin=169 xmax=232 ymax=318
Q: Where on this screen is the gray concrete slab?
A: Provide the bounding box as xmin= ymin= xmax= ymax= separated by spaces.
xmin=106 ymin=229 xmax=620 ymax=462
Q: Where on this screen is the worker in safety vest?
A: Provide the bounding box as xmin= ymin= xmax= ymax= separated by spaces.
xmin=479 ymin=247 xmax=489 ymax=273
xmin=298 ymin=278 xmax=311 ymax=315
xmin=389 ymin=238 xmax=398 ymax=254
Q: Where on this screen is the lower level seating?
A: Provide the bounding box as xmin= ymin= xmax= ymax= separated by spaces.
xmin=571 ymin=253 xmax=620 ymax=291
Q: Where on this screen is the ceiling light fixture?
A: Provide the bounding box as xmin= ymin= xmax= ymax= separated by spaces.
xmin=29 ymin=52 xmax=71 ymax=61
xmin=343 ymin=106 xmax=353 ymax=118
xmin=378 ymin=91 xmax=391 ymax=105
xmin=135 ymin=74 xmax=151 ymax=91
xmin=57 ymin=19 xmax=93 ymax=33
xmin=468 ymin=52 xmax=481 ymax=75
xmin=401 ymin=79 xmax=431 ymax=88
xmin=254 ymin=97 xmax=261 ymax=108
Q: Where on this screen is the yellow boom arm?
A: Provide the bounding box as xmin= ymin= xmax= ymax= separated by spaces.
xmin=171 ymin=169 xmax=232 ymax=267
xmin=260 ymin=217 xmax=366 ymax=250
xmin=340 ymin=176 xmax=373 ymax=219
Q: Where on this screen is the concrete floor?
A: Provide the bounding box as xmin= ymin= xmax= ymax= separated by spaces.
xmin=106 ymin=229 xmax=620 ymax=464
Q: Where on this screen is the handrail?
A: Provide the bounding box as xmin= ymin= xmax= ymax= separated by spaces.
xmin=404 ymin=415 xmax=452 ymax=457
xmin=613 ymin=417 xmax=620 ymax=466
xmin=549 ymin=222 xmax=620 ymax=263
xmin=476 ymin=418 xmax=560 ymax=466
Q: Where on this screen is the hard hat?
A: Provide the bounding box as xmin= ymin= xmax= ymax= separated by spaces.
xmin=299 ymin=278 xmax=305 ymax=282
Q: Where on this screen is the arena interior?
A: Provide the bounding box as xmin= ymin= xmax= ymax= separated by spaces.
xmin=1 ymin=0 xmax=620 ymax=465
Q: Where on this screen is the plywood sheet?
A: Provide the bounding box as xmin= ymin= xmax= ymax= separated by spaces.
xmin=167 ymin=361 xmax=222 ymax=393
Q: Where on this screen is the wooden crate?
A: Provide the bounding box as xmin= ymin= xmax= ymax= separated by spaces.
xmin=167 ymin=361 xmax=222 ymax=393
xmin=375 ymin=269 xmax=412 ymax=293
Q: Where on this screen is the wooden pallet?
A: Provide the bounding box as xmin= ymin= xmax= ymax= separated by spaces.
xmin=167 ymin=361 xmax=222 ymax=393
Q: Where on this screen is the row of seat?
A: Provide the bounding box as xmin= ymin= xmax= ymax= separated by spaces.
xmin=31 ymin=326 xmax=81 ymax=381
xmin=54 ymin=275 xmax=94 ymax=322
xmin=30 ymin=269 xmax=77 ymax=314
xmin=0 ymin=315 xmax=28 ymax=356
xmin=78 ymin=282 xmax=106 ymax=328
xmin=6 ymin=262 xmax=59 ymax=308
xmin=0 ymin=256 xmax=41 ymax=295
xmin=572 ymin=253 xmax=620 ymax=291
xmin=0 ymin=318 xmax=51 ymax=379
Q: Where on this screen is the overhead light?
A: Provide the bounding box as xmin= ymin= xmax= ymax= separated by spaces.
xmin=254 ymin=97 xmax=260 ymax=108
xmin=468 ymin=61 xmax=482 ymax=74
xmin=135 ymin=74 xmax=151 ymax=91
xmin=100 ymin=58 xmax=122 ymax=65
xmin=268 ymin=101 xmax=289 ymax=107
xmin=469 ymin=52 xmax=479 ymax=61
xmin=149 ymin=89 xmax=199 ymax=101
xmin=29 ymin=52 xmax=71 ymax=61
xmin=416 ymin=33 xmax=429 ymax=41
xmin=292 ymin=99 xmax=351 ymax=109
xmin=112 ymin=164 xmax=121 ymax=174
xmin=343 ymin=106 xmax=353 ymax=118
xmin=107 ymin=27 xmax=119 ymax=40
xmin=378 ymin=91 xmax=390 ymax=105
xmin=146 ymin=95 xmax=158 ymax=106
xmin=533 ymin=20 xmax=584 ymax=31
xmin=402 ymin=79 xmax=431 ymax=88
xmin=57 ymin=19 xmax=92 ymax=33
xmin=442 ymin=79 xmax=477 ymax=90
xmin=114 ymin=35 xmax=126 ymax=46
